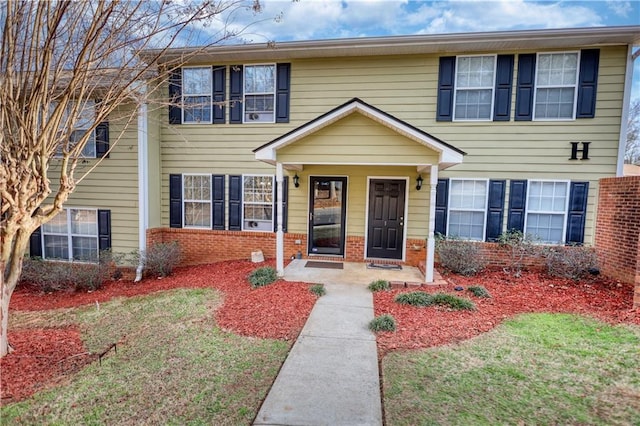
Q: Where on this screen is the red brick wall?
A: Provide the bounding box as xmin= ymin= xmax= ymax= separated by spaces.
xmin=595 ymin=176 xmax=640 ymax=307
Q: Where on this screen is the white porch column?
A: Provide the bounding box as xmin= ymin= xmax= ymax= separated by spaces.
xmin=425 ymin=165 xmax=439 ymax=283
xmin=135 ymin=98 xmax=149 ymax=282
xmin=275 ymin=162 xmax=285 ymax=276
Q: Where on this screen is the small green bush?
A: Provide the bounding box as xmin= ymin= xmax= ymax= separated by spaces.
xmin=467 ymin=285 xmax=491 ymax=298
xmin=435 ymin=236 xmax=486 ymax=276
xmin=369 ymin=314 xmax=396 ymax=332
xmin=394 ymin=291 xmax=433 ymax=307
xmin=143 ymin=241 xmax=182 ymax=278
xmin=310 ymin=284 xmax=326 ymax=297
xmin=248 ymin=266 xmax=278 ymax=288
xmin=428 ymin=293 xmax=476 ymax=311
xmin=368 ymin=279 xmax=391 ymax=292
xmin=544 ymin=245 xmax=598 ymax=281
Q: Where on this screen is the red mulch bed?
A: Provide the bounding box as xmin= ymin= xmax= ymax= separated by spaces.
xmin=375 ymin=270 xmax=639 ymax=357
xmin=1 ymin=260 xmax=316 ymax=404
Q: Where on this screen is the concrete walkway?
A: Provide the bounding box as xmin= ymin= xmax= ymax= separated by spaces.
xmin=254 ymin=262 xmax=385 ymax=425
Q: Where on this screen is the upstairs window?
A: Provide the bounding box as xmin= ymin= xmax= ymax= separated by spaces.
xmin=243 ymin=64 xmax=276 ymax=123
xmin=243 ymin=175 xmax=274 ymax=231
xmin=447 ymin=179 xmax=488 ymax=240
xmin=182 ymin=67 xmax=212 ymax=124
xmin=454 ymin=55 xmax=496 ymax=121
xmin=42 ymin=208 xmax=99 ymax=262
xmin=53 ymin=101 xmax=97 ymax=158
xmin=525 ymin=180 xmax=569 ymax=243
xmin=534 ymin=52 xmax=578 ymax=120
xmin=183 ymin=174 xmax=212 ymax=228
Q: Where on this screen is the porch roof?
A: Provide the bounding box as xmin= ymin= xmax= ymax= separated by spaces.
xmin=253 ymin=98 xmax=465 ymax=172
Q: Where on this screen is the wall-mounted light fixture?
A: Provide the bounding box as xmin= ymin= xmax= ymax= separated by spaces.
xmin=293 ymin=173 xmax=300 ymax=188
xmin=416 ymin=175 xmax=423 ymax=191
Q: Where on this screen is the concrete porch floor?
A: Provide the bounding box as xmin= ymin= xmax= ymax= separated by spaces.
xmin=282 ymin=259 xmax=447 ymax=286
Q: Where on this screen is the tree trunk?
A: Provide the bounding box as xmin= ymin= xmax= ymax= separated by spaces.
xmin=1 ymin=231 xmax=29 ymax=358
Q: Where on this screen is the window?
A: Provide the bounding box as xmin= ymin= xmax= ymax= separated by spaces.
xmin=243 ymin=64 xmax=276 ymax=123
xmin=243 ymin=175 xmax=273 ymax=231
xmin=447 ymin=179 xmax=488 ymax=240
xmin=183 ymin=174 xmax=212 ymax=228
xmin=182 ymin=67 xmax=212 ymax=123
xmin=534 ymin=52 xmax=578 ymax=120
xmin=525 ymin=181 xmax=569 ymax=243
xmin=52 ymin=101 xmax=97 ymax=158
xmin=454 ymin=56 xmax=496 ymax=120
xmin=42 ymin=208 xmax=99 ymax=261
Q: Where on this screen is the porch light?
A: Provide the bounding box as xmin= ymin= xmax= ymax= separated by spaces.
xmin=416 ymin=175 xmax=423 ymax=191
xmin=293 ymin=173 xmax=300 ymax=188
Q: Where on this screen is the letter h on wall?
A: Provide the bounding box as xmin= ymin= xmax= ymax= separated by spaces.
xmin=570 ymin=142 xmax=590 ymax=160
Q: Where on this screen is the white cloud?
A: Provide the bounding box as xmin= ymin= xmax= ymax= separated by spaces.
xmin=606 ymin=0 xmax=633 ymax=17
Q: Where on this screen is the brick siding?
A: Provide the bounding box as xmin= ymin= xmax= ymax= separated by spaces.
xmin=595 ymin=176 xmax=640 ymax=307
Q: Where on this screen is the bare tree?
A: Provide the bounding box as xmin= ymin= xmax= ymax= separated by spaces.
xmin=625 ymin=100 xmax=640 ymax=164
xmin=0 ymin=0 xmax=265 ymax=357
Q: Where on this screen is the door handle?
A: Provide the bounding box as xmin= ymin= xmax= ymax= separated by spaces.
xmin=310 ymin=212 xmax=314 ymax=221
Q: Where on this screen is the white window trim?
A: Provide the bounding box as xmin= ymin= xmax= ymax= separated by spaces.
xmin=446 ymin=178 xmax=489 ymax=241
xmin=182 ymin=66 xmax=213 ymax=125
xmin=242 ymin=174 xmax=274 ymax=231
xmin=41 ymin=207 xmax=99 ymax=262
xmin=242 ymin=63 xmax=276 ymax=124
xmin=182 ymin=173 xmax=212 ymax=229
xmin=532 ymin=51 xmax=580 ymax=121
xmin=452 ymin=54 xmax=497 ymax=122
xmin=523 ymin=179 xmax=570 ymax=244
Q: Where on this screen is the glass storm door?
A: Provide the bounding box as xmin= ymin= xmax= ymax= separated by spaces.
xmin=308 ymin=177 xmax=347 ymax=256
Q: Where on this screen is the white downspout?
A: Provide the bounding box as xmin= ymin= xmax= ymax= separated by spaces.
xmin=135 ymin=99 xmax=149 ymax=282
xmin=616 ymin=45 xmax=636 ymax=176
xmin=425 ymin=164 xmax=438 ymax=283
xmin=275 ymin=162 xmax=285 ymax=276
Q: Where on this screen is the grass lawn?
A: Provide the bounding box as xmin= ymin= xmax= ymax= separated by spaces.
xmin=382 ymin=313 xmax=640 ymax=426
xmin=1 ymin=288 xmax=289 ymax=425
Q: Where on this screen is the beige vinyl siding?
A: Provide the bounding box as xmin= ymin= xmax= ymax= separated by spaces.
xmin=47 ymin=105 xmax=139 ymax=256
xmin=159 ymin=45 xmax=628 ymax=245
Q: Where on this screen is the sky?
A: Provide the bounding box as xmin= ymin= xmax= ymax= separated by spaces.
xmin=211 ymin=0 xmax=640 ymax=100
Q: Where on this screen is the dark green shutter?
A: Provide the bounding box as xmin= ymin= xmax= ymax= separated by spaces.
xmin=29 ymin=227 xmax=42 ymax=258
xmin=565 ymin=181 xmax=589 ymax=244
xmin=98 ymin=209 xmax=111 ymax=251
xmin=436 ymin=57 xmax=456 ymax=122
xmin=229 ymin=175 xmax=242 ymax=230
xmin=212 ymin=174 xmax=225 ymax=230
xmin=169 ymin=174 xmax=182 ymax=228
xmin=95 ymin=121 xmax=109 ymax=158
xmin=168 ymin=68 xmax=182 ymax=124
xmin=493 ymin=55 xmax=514 ymax=121
xmin=507 ymin=180 xmax=527 ymax=231
xmin=486 ymin=180 xmax=506 ymax=241
xmin=273 ymin=177 xmax=289 ymax=233
xmin=276 ymin=63 xmax=291 ymax=123
xmin=434 ymin=178 xmax=449 ymax=236
xmin=576 ymin=49 xmax=599 ymax=119
xmin=213 ymin=66 xmax=226 ymax=124
xmin=515 ymin=54 xmax=536 ymax=121
xmin=229 ymin=66 xmax=243 ymax=124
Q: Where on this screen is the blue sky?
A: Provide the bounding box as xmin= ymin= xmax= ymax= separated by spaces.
xmin=212 ymin=0 xmax=640 ymax=100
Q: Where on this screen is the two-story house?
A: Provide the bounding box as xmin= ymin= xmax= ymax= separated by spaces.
xmin=31 ymin=26 xmax=640 ymax=282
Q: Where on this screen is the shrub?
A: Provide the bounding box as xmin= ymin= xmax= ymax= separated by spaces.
xmin=368 ymin=279 xmax=391 ymax=292
xmin=394 ymin=291 xmax=432 ymax=307
xmin=248 ymin=266 xmax=278 ymax=288
xmin=310 ymin=284 xmax=326 ymax=297
xmin=467 ymin=285 xmax=491 ymax=298
xmin=435 ymin=236 xmax=486 ymax=276
xmin=143 ymin=241 xmax=182 ymax=278
xmin=428 ymin=293 xmax=476 ymax=311
xmin=544 ymin=245 xmax=598 ymax=281
xmin=369 ymin=314 xmax=396 ymax=332
xmin=498 ymin=230 xmax=539 ymax=277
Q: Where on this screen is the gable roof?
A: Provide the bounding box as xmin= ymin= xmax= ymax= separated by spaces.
xmin=254 ymin=98 xmax=465 ymax=168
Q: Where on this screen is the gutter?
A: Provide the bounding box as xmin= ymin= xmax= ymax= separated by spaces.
xmin=135 ymin=96 xmax=149 ymax=281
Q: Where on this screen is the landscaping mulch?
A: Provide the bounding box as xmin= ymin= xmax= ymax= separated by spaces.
xmin=374 ymin=270 xmax=639 ymax=357
xmin=1 ymin=260 xmax=317 ymax=403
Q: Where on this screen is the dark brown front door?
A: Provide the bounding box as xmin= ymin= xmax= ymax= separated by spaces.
xmin=367 ymin=179 xmax=405 ymax=260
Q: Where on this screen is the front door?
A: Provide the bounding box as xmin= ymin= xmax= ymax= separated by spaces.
xmin=367 ymin=179 xmax=406 ymax=260
xmin=308 ymin=177 xmax=347 ymax=256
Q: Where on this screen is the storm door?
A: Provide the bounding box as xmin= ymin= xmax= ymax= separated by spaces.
xmin=308 ymin=177 xmax=347 ymax=256
xmin=367 ymin=179 xmax=406 ymax=260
